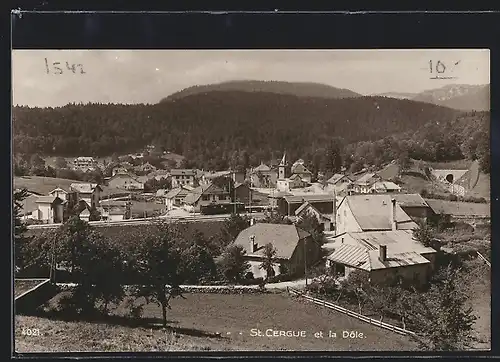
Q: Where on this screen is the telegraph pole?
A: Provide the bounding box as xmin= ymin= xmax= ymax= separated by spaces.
xmin=304 ymin=238 xmax=308 ymax=289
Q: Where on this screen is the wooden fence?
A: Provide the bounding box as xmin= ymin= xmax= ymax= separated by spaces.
xmin=287 ymin=287 xmax=417 ymax=337
xmin=477 ymin=252 xmax=491 ymax=267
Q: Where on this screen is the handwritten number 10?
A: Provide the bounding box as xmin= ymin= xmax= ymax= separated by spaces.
xmin=429 ymin=60 xmax=446 ymax=74
xmin=45 ymin=58 xmax=85 ymax=74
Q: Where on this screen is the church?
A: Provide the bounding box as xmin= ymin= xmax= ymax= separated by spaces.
xmin=276 ymin=153 xmax=313 ymax=193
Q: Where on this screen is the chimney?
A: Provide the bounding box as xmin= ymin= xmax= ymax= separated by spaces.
xmin=249 ymin=235 xmax=256 ymax=253
xmin=391 ymin=198 xmax=397 ymax=231
xmin=379 ymin=245 xmax=387 ymax=262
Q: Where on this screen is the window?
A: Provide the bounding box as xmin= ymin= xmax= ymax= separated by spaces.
xmin=202 ymin=195 xmax=210 ymax=201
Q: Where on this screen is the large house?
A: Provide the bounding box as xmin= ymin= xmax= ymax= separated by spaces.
xmin=324 ymin=230 xmax=437 ymax=285
xmin=232 ymin=223 xmax=322 ymax=279
xmin=294 ymin=201 xmax=335 ymax=232
xmin=200 ymin=170 xmax=246 ymax=185
xmin=324 ymin=193 xmax=437 ymax=285
xmin=276 ymin=154 xmax=312 ymax=193
xmin=335 ymin=194 xmax=419 ymax=235
xmin=171 ymin=169 xmax=198 ymax=188
xmin=72 ymin=156 xmax=97 ymax=172
xmin=69 ymin=183 xmax=102 ymax=209
xmin=165 ymin=185 xmax=193 ymax=211
xmin=99 ymin=200 xmax=131 ymax=221
xmin=249 ymin=163 xmax=278 ymax=188
xmin=182 ymin=183 xmax=231 ymax=213
xmin=107 ymin=172 xmax=144 ymax=191
xmin=351 ymin=172 xmax=382 ymax=194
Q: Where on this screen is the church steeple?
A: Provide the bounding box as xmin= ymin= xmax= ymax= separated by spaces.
xmin=278 ymin=151 xmax=289 ymax=180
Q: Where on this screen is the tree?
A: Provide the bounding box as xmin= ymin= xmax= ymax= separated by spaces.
xmin=398 ymin=150 xmax=411 ymax=174
xmin=53 ymin=217 xmax=124 ymax=315
xmin=408 ymin=265 xmax=477 ymax=351
xmin=340 ymin=270 xmax=370 ymax=314
xmin=262 ymin=211 xmax=292 ymax=225
xmin=13 ymin=188 xmax=30 ymax=272
xmin=260 ymin=243 xmax=277 ymax=280
xmin=412 ymin=220 xmax=437 ymax=249
xmin=54 ymin=157 xmax=68 ymax=169
xmin=296 ymin=213 xmax=324 ymax=245
xmin=129 ymin=220 xmax=187 ymax=328
xmin=29 ymin=153 xmax=45 ymax=170
xmin=217 ymin=244 xmax=250 ymax=283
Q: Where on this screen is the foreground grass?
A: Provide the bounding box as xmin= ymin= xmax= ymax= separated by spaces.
xmin=14 ymin=280 xmax=47 ymax=299
xmin=15 ymin=292 xmax=416 ymax=353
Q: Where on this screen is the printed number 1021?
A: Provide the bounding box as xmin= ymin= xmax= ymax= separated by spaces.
xmin=45 ymin=58 xmax=85 ymax=74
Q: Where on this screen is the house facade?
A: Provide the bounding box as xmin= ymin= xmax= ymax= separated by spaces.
xmin=291 ymin=160 xmax=313 ymax=183
xmin=70 ymin=183 xmax=102 ymax=209
xmin=369 ymin=181 xmax=401 ymax=193
xmin=351 ymin=173 xmax=382 ymax=194
xmin=107 ymin=172 xmax=144 ymax=191
xmin=165 ymin=186 xmax=192 ymax=211
xmin=182 ymin=183 xmax=231 ymax=213
xmin=33 ymin=196 xmax=64 ymax=223
xmin=294 ymin=201 xmax=335 ymax=232
xmin=279 ymin=193 xmax=336 ymax=216
xmin=249 ymin=163 xmax=278 ymax=188
xmin=171 ymin=169 xmax=198 ymax=188
xmin=233 ymin=223 xmax=322 ymax=279
xmin=72 ymin=157 xmax=97 ymax=172
xmin=326 ymin=174 xmax=353 ymax=196
xmin=324 ymin=230 xmax=437 ymax=285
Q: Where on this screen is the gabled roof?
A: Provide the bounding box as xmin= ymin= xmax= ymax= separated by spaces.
xmin=425 ymin=199 xmax=490 ymax=217
xmin=343 ymin=194 xmax=418 ymax=231
xmin=370 ymin=181 xmax=402 ymax=191
xmin=327 ymin=230 xmax=435 ymax=270
xmin=233 ymin=223 xmax=311 ymax=260
xmin=70 ymin=183 xmax=102 ymax=193
xmin=79 ymin=209 xmax=90 ymax=216
xmin=288 ymin=173 xmax=304 ymax=181
xmin=354 ymin=172 xmax=379 ymax=185
xmin=109 ymin=171 xmax=141 ymax=182
xmin=234 ymin=182 xmax=249 ymax=189
xmin=165 ymin=186 xmax=190 ymax=199
xmin=35 ymin=196 xmax=63 ymax=204
xmin=327 ymin=173 xmax=352 ymax=185
xmin=48 ymin=186 xmax=70 ymax=194
xmin=392 ymin=193 xmax=429 ymax=208
xmin=292 ymin=163 xmax=312 ymax=175
xmin=183 ymin=183 xmax=225 ymax=205
xmin=252 ymin=163 xmax=272 ymax=173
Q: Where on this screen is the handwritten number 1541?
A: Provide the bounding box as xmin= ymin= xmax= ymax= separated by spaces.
xmin=45 ymin=58 xmax=85 ymax=74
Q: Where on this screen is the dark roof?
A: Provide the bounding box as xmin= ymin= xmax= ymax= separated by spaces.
xmin=425 ymin=199 xmax=490 ymax=217
xmin=233 ymin=223 xmax=311 ymax=259
xmin=251 ymin=163 xmax=272 ymax=173
xmin=284 ymin=193 xmax=335 ymax=204
xmin=392 ymin=193 xmax=429 ymax=208
xmin=35 ymin=196 xmax=63 ymax=204
xmin=165 ymin=187 xmax=190 ymax=199
xmin=183 ymin=183 xmax=225 ymax=205
xmin=327 ymin=173 xmax=351 ymax=185
xmin=170 ymin=169 xmax=197 ymax=176
xmin=292 ymin=163 xmax=312 ymax=175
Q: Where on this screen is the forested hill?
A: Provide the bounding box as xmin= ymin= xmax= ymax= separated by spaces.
xmin=13 ymin=91 xmax=461 ymax=159
xmin=160 ymin=80 xmax=362 ymax=102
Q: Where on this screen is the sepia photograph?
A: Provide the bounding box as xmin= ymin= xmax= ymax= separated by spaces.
xmin=12 ymin=49 xmax=491 ymax=353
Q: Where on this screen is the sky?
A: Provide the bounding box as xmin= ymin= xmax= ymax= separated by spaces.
xmin=12 ymin=49 xmax=490 ymax=107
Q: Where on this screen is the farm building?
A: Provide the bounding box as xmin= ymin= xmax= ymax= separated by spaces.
xmin=233 ymin=223 xmax=322 ymax=279
xmin=165 ymin=186 xmax=192 ymax=211
xmin=70 ymin=183 xmax=102 ymax=209
xmin=31 ymin=196 xmax=64 ymax=224
xmin=323 ymin=229 xmax=437 ymax=285
xmin=278 ymin=193 xmax=336 ymax=216
xmin=249 ymin=163 xmax=278 ymax=188
xmin=182 ymin=183 xmax=231 ymax=213
xmin=106 ymin=172 xmax=144 ymax=191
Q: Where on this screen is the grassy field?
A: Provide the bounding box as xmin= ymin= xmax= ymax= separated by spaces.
xmin=15 ymin=292 xmax=416 ymax=353
xmin=14 ymin=176 xmax=124 ymax=198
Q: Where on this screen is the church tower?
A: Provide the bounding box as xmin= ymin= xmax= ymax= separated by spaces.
xmin=278 ymin=152 xmax=289 ymax=180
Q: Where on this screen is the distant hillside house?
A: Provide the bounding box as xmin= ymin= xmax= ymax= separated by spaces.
xmin=294 ymin=201 xmax=335 ymax=232
xmin=134 ymin=162 xmax=157 ymax=174
xmin=72 ymin=156 xmax=97 ymax=172
xmin=182 ymin=183 xmax=230 ymax=213
xmin=32 ymin=196 xmax=64 ymax=224
xmin=165 ymin=186 xmax=192 ymax=211
xmin=351 ymin=172 xmax=382 ymax=194
xmin=323 ymin=230 xmax=437 ymax=285
xmin=70 ymin=183 xmax=102 ymax=209
xmin=112 ymin=166 xmax=129 ymax=176
xmin=291 ymin=159 xmax=313 ymax=183
xmin=171 ymin=169 xmax=198 ymax=188
xmin=249 ymin=163 xmax=278 ymax=188
xmin=369 ymin=181 xmax=401 ymax=194
xmin=107 ymin=172 xmax=144 ymax=191
xmin=335 ymin=194 xmax=420 ymax=235
xmin=232 ymin=223 xmax=322 ymax=279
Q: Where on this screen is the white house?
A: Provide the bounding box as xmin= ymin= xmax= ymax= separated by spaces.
xmin=70 ymin=183 xmax=102 ymax=209
xmin=33 ymin=196 xmax=64 ymax=224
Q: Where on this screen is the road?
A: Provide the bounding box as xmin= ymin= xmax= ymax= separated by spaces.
xmin=26 ymin=212 xmax=267 ymax=230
